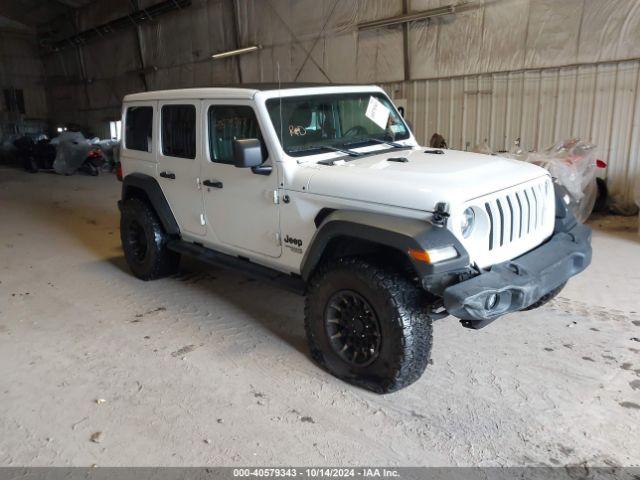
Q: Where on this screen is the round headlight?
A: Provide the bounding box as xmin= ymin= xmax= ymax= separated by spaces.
xmin=461 ymin=207 xmax=475 ymax=238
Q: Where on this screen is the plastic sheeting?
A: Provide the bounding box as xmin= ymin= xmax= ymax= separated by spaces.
xmin=408 ymin=0 xmax=640 ymax=80
xmin=233 ymin=0 xmax=640 ymax=83
xmin=52 ymin=131 xmax=92 ymax=175
xmin=92 ymin=139 xmax=119 ymax=170
xmin=504 ymin=139 xmax=600 ymax=223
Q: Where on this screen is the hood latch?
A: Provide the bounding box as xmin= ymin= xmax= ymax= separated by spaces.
xmin=431 ymin=202 xmax=450 ymax=227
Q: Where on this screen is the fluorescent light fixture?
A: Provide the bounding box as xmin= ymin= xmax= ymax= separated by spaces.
xmin=357 ymin=2 xmax=470 ymax=31
xmin=211 ymin=45 xmax=261 ymax=60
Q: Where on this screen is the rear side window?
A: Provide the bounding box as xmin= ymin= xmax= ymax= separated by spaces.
xmin=125 ymin=106 xmax=153 ymax=152
xmin=162 ymin=105 xmax=196 ymax=159
xmin=208 ymin=105 xmax=262 ymax=164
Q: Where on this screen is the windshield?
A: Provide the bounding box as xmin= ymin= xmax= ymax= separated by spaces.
xmin=266 ymin=92 xmax=410 ymax=157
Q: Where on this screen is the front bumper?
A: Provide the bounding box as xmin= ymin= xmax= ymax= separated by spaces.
xmin=443 ymin=221 xmax=591 ymax=326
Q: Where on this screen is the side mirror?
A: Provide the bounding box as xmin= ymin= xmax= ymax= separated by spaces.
xmin=233 ymin=138 xmax=264 ymax=168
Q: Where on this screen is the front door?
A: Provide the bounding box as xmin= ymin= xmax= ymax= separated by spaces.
xmin=157 ymin=100 xmax=205 ymax=236
xmin=200 ymin=102 xmax=281 ymax=258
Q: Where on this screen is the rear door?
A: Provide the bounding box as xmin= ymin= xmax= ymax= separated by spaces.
xmin=122 ymin=102 xmax=156 ymax=176
xmin=157 ymin=100 xmax=205 ymax=237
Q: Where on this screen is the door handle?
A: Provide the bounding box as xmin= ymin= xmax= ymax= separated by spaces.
xmin=203 ymin=179 xmax=223 ymax=189
xmin=159 ymin=171 xmax=175 ymax=179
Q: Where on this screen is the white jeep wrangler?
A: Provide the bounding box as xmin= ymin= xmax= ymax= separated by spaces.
xmin=118 ymin=84 xmax=591 ymax=393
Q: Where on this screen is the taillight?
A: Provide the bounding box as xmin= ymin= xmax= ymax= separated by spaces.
xmin=116 ymin=163 xmax=123 ymax=181
xmin=88 ymin=148 xmax=101 ymax=158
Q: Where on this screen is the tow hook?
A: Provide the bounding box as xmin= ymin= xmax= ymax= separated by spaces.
xmin=460 ymin=317 xmax=497 ymax=330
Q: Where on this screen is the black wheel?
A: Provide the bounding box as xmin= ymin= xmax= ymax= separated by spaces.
xmin=305 ymin=257 xmax=433 ymax=394
xmin=522 ymin=282 xmax=566 ymax=311
xmin=120 ymin=198 xmax=180 ymax=280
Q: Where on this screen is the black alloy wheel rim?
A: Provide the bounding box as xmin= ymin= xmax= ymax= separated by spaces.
xmin=127 ymin=220 xmax=148 ymax=262
xmin=324 ymin=290 xmax=381 ymax=367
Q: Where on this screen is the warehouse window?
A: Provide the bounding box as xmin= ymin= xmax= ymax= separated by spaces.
xmin=162 ymin=105 xmax=196 ymax=159
xmin=109 ymin=120 xmax=122 ymax=140
xmin=125 ymin=106 xmax=153 ymax=152
xmin=208 ymin=105 xmax=264 ymax=164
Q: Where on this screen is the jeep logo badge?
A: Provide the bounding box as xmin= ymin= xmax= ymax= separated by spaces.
xmin=284 ymin=234 xmax=303 ymax=253
xmin=284 ymin=235 xmax=303 ymax=247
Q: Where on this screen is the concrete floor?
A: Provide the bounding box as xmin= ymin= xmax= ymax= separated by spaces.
xmin=0 ymin=166 xmax=639 ymax=467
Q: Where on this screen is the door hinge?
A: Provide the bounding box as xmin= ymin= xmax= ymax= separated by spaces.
xmin=200 ymin=213 xmax=206 ymax=226
xmin=275 ymin=232 xmax=281 ymax=245
xmin=196 ymin=177 xmax=202 ymax=190
xmin=273 ymin=190 xmax=280 ymax=204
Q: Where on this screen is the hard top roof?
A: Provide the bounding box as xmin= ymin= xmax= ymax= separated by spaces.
xmin=123 ymin=83 xmax=381 ymax=102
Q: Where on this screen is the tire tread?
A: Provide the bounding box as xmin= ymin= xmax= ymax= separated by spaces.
xmin=304 ymin=257 xmax=433 ymax=393
xmin=120 ymin=197 xmax=179 ymax=280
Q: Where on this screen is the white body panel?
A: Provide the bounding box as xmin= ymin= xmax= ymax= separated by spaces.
xmin=121 ymin=85 xmax=555 ymax=276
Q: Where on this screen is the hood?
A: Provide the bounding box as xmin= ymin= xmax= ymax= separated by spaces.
xmin=303 ymin=148 xmax=548 ymax=212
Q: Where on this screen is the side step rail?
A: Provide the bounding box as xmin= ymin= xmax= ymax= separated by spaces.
xmin=167 ymin=240 xmax=306 ymax=295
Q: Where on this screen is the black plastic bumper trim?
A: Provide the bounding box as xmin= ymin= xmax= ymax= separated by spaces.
xmin=442 ymin=221 xmax=592 ymax=324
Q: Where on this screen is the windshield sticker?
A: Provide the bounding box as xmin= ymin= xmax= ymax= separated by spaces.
xmin=289 ymin=125 xmax=306 ymax=136
xmin=365 ymin=96 xmax=390 ymax=129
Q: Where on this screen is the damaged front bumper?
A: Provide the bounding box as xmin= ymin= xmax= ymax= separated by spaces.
xmin=442 ymin=220 xmax=592 ymax=328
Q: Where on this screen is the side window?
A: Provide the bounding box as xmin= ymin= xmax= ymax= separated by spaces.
xmin=161 ymin=104 xmax=196 ymax=159
xmin=208 ymin=105 xmax=263 ymax=164
xmin=125 ymin=106 xmax=153 ymax=152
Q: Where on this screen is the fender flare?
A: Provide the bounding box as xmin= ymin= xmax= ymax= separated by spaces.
xmin=121 ymin=173 xmax=180 ymax=235
xmin=300 ymin=210 xmax=469 ymax=281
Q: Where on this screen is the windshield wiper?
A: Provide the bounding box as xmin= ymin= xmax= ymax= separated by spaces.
xmin=292 ymin=145 xmax=362 ymax=157
xmin=343 ymin=137 xmax=406 ymax=149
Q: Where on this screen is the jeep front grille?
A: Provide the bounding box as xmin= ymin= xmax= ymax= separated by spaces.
xmin=467 ymin=176 xmax=555 ymax=268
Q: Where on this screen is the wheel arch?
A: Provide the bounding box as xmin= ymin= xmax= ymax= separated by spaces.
xmin=121 ymin=173 xmax=180 ymax=235
xmin=300 ymin=210 xmax=469 ymax=282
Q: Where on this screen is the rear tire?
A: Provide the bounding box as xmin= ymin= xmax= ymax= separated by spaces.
xmin=305 ymin=257 xmax=433 ymax=394
xmin=522 ymin=282 xmax=566 ymax=311
xmin=120 ymin=198 xmax=180 ymax=280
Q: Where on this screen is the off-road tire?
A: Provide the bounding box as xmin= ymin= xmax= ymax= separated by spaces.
xmin=522 ymin=281 xmax=566 ymax=311
xmin=305 ymin=257 xmax=433 ymax=394
xmin=120 ymin=198 xmax=180 ymax=280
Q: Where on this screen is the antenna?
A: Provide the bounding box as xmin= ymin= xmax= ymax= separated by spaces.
xmin=277 ymin=62 xmax=283 ymax=146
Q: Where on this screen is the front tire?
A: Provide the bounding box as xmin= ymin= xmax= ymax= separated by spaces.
xmin=120 ymin=198 xmax=180 ymax=280
xmin=305 ymin=257 xmax=433 ymax=394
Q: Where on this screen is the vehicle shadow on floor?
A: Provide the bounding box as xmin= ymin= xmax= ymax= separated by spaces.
xmin=107 ymin=253 xmax=309 ymax=357
xmin=176 ymin=256 xmax=309 ymax=356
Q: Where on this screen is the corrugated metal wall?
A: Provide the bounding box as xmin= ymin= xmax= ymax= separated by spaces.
xmin=383 ymin=59 xmax=640 ymax=207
